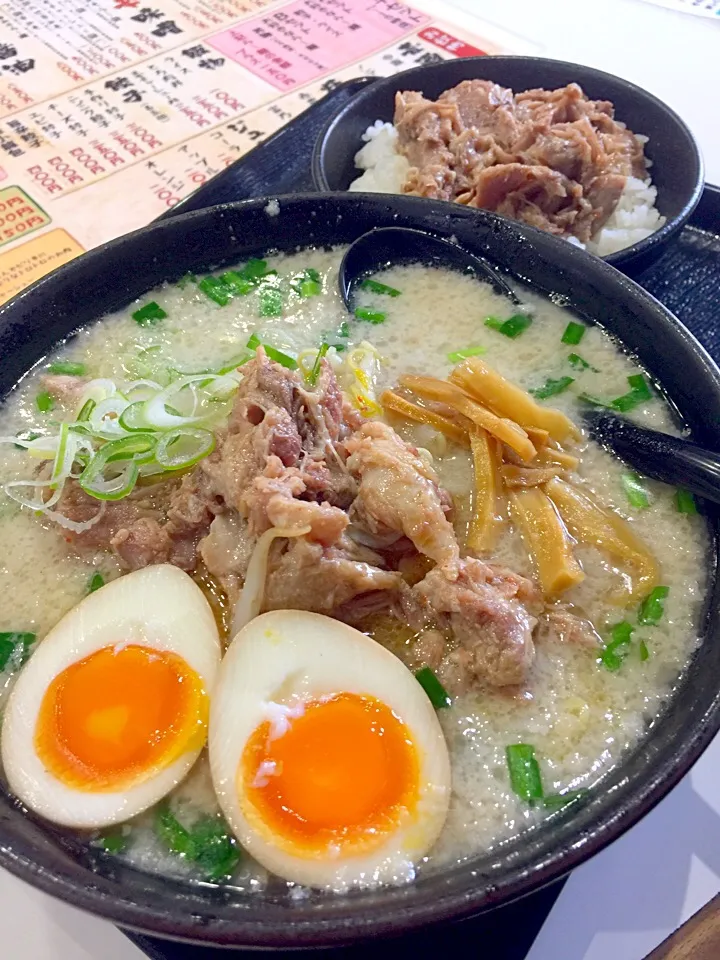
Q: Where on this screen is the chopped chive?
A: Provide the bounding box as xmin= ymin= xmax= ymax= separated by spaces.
xmin=132 ymin=301 xmax=168 ymax=324
xmin=639 ymin=639 xmax=650 ymax=661
xmin=621 ymin=471 xmax=650 ymax=509
xmin=530 ymin=376 xmax=574 ymax=400
xmin=246 ymin=333 xmax=261 ymax=351
xmin=220 ymin=270 xmax=254 ymax=296
xmin=447 ymin=345 xmax=486 ymax=363
xmin=292 ymin=268 xmax=322 ymax=298
xmin=484 ymin=313 xmax=532 ymax=338
xmin=88 ymin=572 xmax=105 ymax=593
xmin=676 ymin=488 xmax=697 ymax=514
xmin=561 ymin=321 xmax=585 ymax=345
xmin=264 ymin=344 xmax=297 ymax=370
xmin=579 ymin=392 xmax=611 ymax=408
xmin=259 ymin=284 xmax=284 ymax=318
xmin=198 ymin=276 xmax=232 ymax=307
xmin=48 ymin=360 xmax=86 ymax=376
xmin=361 ymin=278 xmax=401 ymax=297
xmin=36 ymin=391 xmax=54 ymax=413
xmin=338 ymin=320 xmax=350 ymax=338
xmin=242 ymin=258 xmax=269 ymax=280
xmin=638 ymin=585 xmax=669 ymax=625
xmin=306 ymin=343 xmax=329 ymax=387
xmin=354 ymin=307 xmax=386 ymax=324
xmin=611 ymin=374 xmax=653 ymax=412
xmin=600 ymin=621 xmax=634 ymax=671
xmin=0 ymin=632 xmax=36 ymax=672
xmin=415 ymin=666 xmax=451 ymax=709
xmin=506 ymin=743 xmax=544 ymax=804
xmin=543 ymin=789 xmax=586 ymax=810
xmin=567 ymin=353 xmax=598 ymax=372
xmin=94 ymin=830 xmax=128 ymax=854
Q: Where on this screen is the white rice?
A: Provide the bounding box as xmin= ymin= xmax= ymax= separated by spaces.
xmin=348 ymin=121 xmax=665 ymax=257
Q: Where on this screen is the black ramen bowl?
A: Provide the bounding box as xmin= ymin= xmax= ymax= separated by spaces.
xmin=311 ymin=56 xmax=704 ymax=275
xmin=0 ymin=193 xmax=719 ymax=949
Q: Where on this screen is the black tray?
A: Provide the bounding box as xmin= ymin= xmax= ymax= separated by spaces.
xmin=127 ymin=78 xmax=719 ymax=960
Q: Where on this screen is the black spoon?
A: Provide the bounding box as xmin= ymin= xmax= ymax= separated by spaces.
xmin=583 ymin=410 xmax=720 ymax=505
xmin=338 ymin=227 xmax=520 ymax=311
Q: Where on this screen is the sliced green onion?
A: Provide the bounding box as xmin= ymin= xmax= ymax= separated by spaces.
xmin=567 ymin=353 xmax=598 ymax=372
xmin=132 ymin=301 xmax=167 ymax=325
xmin=241 ymin=258 xmax=269 ymax=281
xmin=88 ymin=572 xmax=105 ymax=593
xmin=259 ymin=283 xmax=284 ymax=317
xmin=611 ymin=374 xmax=653 ymax=412
xmin=676 ymin=488 xmax=697 ymax=514
xmin=600 ymin=621 xmax=634 ymax=671
xmin=306 ymin=343 xmax=330 ymax=388
xmin=198 ymin=276 xmax=232 ymax=307
xmin=0 ymin=632 xmax=36 ymax=671
xmin=247 ymin=333 xmax=261 ymax=351
xmin=484 ymin=313 xmax=532 ymax=338
xmin=544 ymin=790 xmax=586 ymax=810
xmin=414 ymin=666 xmax=451 ymax=709
xmin=155 ymin=428 xmax=215 ymax=470
xmin=36 ymin=391 xmax=54 ymax=413
xmin=338 ymin=321 xmax=350 ymax=338
xmin=48 ymin=360 xmax=86 ymax=376
xmin=579 ymin=392 xmax=611 ymax=408
xmin=506 ymin=743 xmax=543 ymax=803
xmin=355 ymin=307 xmax=386 ymax=324
xmin=361 ymin=278 xmax=401 ymax=297
xmin=292 ymin=268 xmax=322 ymax=298
xmin=216 ymin=353 xmax=253 ymax=375
xmin=77 ymin=398 xmax=96 ymax=422
xmin=530 ymin=376 xmax=574 ymax=400
xmin=448 ymin=345 xmax=486 ymax=363
xmin=622 ymin=471 xmax=650 ymax=509
xmin=246 ymin=335 xmax=297 ymax=370
xmin=93 ymin=830 xmax=127 ymax=854
xmin=219 ymin=270 xmax=254 ymax=296
xmin=639 ymin=639 xmax=650 ymax=661
xmin=79 ymin=457 xmax=138 ymax=502
xmin=155 ymin=804 xmax=239 ymax=882
xmin=14 ymin=430 xmax=40 ymax=449
xmin=118 ymin=401 xmax=150 ymax=432
xmin=561 ymin=321 xmax=585 ymax=345
xmin=638 ymin=585 xmax=669 ymax=625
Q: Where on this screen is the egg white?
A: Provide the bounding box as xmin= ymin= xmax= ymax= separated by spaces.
xmin=1 ymin=564 xmax=221 ymax=829
xmin=209 ymin=610 xmax=451 ymax=891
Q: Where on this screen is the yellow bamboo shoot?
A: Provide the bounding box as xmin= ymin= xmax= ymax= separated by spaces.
xmin=545 ymin=478 xmax=659 ymax=604
xmin=450 ymin=358 xmax=578 ymax=442
xmin=381 ymin=390 xmax=470 ymax=447
xmin=501 ymin=464 xmax=565 ymax=488
xmin=468 ymin=426 xmax=499 ymax=552
xmin=400 ymin=374 xmax=537 ymax=461
xmin=510 ymin=487 xmax=585 ymax=595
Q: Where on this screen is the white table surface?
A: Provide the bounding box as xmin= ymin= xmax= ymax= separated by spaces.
xmin=4 ymin=2 xmax=720 ymax=958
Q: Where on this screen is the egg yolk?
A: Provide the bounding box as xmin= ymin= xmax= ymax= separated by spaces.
xmin=35 ymin=644 xmax=208 ymax=792
xmin=241 ymin=693 xmax=419 ymax=856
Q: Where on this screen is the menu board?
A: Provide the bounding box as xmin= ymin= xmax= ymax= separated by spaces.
xmin=0 ymin=0 xmax=533 ymax=303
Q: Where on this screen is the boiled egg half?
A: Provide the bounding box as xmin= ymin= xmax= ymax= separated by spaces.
xmin=209 ymin=610 xmax=451 ymax=890
xmin=2 ymin=564 xmax=221 ymax=829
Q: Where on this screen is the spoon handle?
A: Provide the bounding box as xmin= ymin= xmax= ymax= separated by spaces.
xmin=584 ymin=412 xmax=720 ymax=506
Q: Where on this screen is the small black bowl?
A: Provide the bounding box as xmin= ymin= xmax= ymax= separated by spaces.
xmin=311 ymin=56 xmax=704 ymax=274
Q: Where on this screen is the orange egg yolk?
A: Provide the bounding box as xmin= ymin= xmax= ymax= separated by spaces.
xmin=241 ymin=693 xmax=419 ymax=856
xmin=35 ymin=644 xmax=208 ymax=792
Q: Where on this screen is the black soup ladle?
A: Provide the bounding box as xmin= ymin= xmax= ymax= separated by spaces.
xmin=584 ymin=410 xmax=720 ymax=506
xmin=338 ymin=227 xmax=520 ymax=310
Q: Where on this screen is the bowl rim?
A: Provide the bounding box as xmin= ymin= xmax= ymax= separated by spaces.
xmin=310 ymin=54 xmax=705 ymax=268
xmin=0 ymin=191 xmax=719 ymax=948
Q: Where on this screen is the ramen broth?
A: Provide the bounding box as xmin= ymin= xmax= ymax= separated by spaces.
xmin=0 ymin=249 xmax=708 ymax=890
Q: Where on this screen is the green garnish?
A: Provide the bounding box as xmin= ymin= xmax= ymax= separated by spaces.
xmin=415 ymin=667 xmax=451 ymax=709
xmin=579 ymin=393 xmax=611 ymax=408
xmin=247 ymin=333 xmax=261 ymax=351
xmin=219 ymin=270 xmax=254 ymax=296
xmin=506 ymin=743 xmax=544 ymax=804
xmin=530 ymin=376 xmax=574 ymax=400
xmin=14 ymin=430 xmax=40 ymax=449
xmin=245 ymin=334 xmax=297 ymax=370
xmin=338 ymin=321 xmax=350 ymax=338
xmin=543 ymin=790 xmax=586 ymax=810
xmin=600 ymin=621 xmax=634 ymax=671
xmin=132 ymin=301 xmax=168 ymax=324
xmin=567 ymin=353 xmax=598 ymax=372
xmin=36 ymin=391 xmax=54 ymax=413
xmin=48 ymin=361 xmax=86 ymax=376
xmin=354 ymin=307 xmax=386 ymax=324
xmin=198 ymin=276 xmax=232 ymax=307
xmin=675 ymin=488 xmax=697 ymax=514
xmin=259 ymin=283 xmax=284 ymax=318
xmin=639 ymin=639 xmax=650 ymax=661
xmin=241 ymin=258 xmax=270 ymax=281
xmin=292 ymin=268 xmax=322 ymax=298
xmin=177 ymin=272 xmax=197 ymax=289
xmin=611 ymin=374 xmax=653 ymax=412
xmin=0 ymin=632 xmax=36 ymax=672
xmin=306 ymin=343 xmax=329 ymax=387
xmin=447 ymin=345 xmax=486 ymax=363
xmin=484 ymin=313 xmax=533 ymax=338
xmin=361 ymin=278 xmax=401 ymax=297
xmin=561 ymin=321 xmax=585 ymax=345
xmin=216 ymin=353 xmax=253 ymax=375
xmin=155 ymin=804 xmax=240 ymax=881
xmin=94 ymin=830 xmax=128 ymax=854
xmin=88 ymin=572 xmax=105 ymax=593
xmin=638 ymin=585 xmax=669 ymax=625
xmin=77 ymin=399 xmax=96 ymax=422
xmin=621 ymin=471 xmax=650 ymax=509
